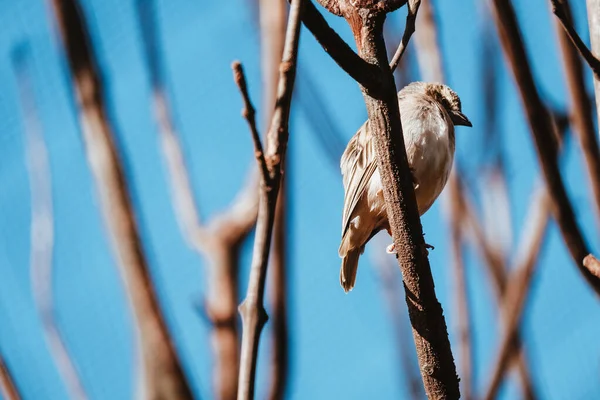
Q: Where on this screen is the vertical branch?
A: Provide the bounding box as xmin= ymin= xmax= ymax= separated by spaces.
xmin=259 ymin=1 xmax=290 ymax=399
xmin=12 ymin=46 xmax=88 ymax=400
xmin=48 ymin=1 xmax=193 ymax=398
xmin=0 ymin=353 xmax=20 ymax=400
xmin=552 ymin=0 xmax=600 ymax=226
xmin=491 ymin=0 xmax=600 ymax=295
xmin=413 ymin=0 xmax=445 ymax=83
xmin=306 ymin=0 xmax=459 ymax=397
xmin=236 ymin=1 xmax=304 ymax=399
xmin=586 ymin=0 xmax=600 ymax=137
xmin=135 ymin=1 xmax=259 ymax=398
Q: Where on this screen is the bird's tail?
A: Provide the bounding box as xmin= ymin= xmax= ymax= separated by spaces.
xmin=340 ymin=250 xmax=360 ymax=293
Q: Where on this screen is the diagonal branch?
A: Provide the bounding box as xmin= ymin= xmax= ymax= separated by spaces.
xmin=552 ymin=0 xmax=600 ymax=227
xmin=550 ymin=0 xmax=600 ymax=79
xmin=389 ymin=0 xmax=421 ymax=73
xmin=48 ymin=1 xmax=193 ymax=398
xmin=0 ymin=353 xmax=20 ymax=400
xmin=13 ymin=45 xmax=88 ymax=400
xmin=491 ymin=0 xmax=600 ymax=296
xmin=236 ymin=1 xmax=304 ymax=399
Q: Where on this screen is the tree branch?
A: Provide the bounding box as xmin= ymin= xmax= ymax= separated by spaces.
xmin=0 ymin=353 xmax=20 ymax=400
xmin=12 ymin=45 xmax=89 ymax=400
xmin=552 ymin=0 xmax=600 ymax=227
xmin=550 ymin=0 xmax=600 ymax=79
xmin=236 ymin=1 xmax=304 ymax=398
xmin=586 ymin=0 xmax=600 ymax=139
xmin=389 ymin=0 xmax=421 ymax=73
xmin=491 ymin=0 xmax=600 ymax=296
xmin=320 ymin=1 xmax=459 ymax=397
xmin=292 ymin=1 xmax=381 ymax=90
xmin=48 ymin=1 xmax=193 ymax=398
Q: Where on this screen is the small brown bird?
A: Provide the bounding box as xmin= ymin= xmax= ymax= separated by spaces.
xmin=338 ymin=82 xmax=472 ymax=292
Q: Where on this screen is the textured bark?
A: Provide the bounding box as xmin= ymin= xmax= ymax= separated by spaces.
xmin=49 ymin=1 xmax=193 ymax=398
xmin=553 ymin=0 xmax=600 ymax=225
xmin=235 ymin=1 xmax=304 ymax=399
xmin=491 ymin=0 xmax=600 ymax=296
xmin=309 ymin=1 xmax=459 ymax=397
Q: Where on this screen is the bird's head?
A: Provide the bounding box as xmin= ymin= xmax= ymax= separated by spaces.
xmin=406 ymin=82 xmax=472 ymax=127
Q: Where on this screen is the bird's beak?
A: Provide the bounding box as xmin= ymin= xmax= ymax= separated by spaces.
xmin=451 ymin=111 xmax=472 ymax=127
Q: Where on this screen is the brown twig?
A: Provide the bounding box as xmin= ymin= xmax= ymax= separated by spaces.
xmin=389 ymin=0 xmax=421 ymax=73
xmin=550 ymin=0 xmax=600 ymax=79
xmin=12 ymin=45 xmax=88 ymax=400
xmin=258 ymin=1 xmax=290 ymax=399
xmin=48 ymin=1 xmax=193 ymax=398
xmin=491 ymin=0 xmax=600 ymax=296
xmin=234 ymin=1 xmax=304 ymax=398
xmin=0 ymin=353 xmax=20 ymax=400
xmin=311 ymin=1 xmax=459 ymax=397
xmin=552 ymin=0 xmax=600 ymax=227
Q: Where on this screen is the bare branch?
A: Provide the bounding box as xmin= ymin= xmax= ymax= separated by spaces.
xmin=413 ymin=0 xmax=445 ymax=82
xmin=491 ymin=0 xmax=600 ymax=296
xmin=552 ymin=0 xmax=600 ymax=227
xmin=551 ymin=0 xmax=600 ymax=79
xmin=291 ymin=1 xmax=381 ymax=90
xmin=237 ymin=1 xmax=304 ymax=399
xmin=233 ymin=62 xmax=270 ymax=181
xmin=0 ymin=353 xmax=20 ymax=400
xmin=586 ymin=0 xmax=600 ymax=138
xmin=389 ymin=0 xmax=421 ymax=73
xmin=12 ymin=45 xmax=89 ymax=400
xmin=48 ymin=1 xmax=193 ymax=398
xmin=483 ymin=188 xmax=551 ymax=400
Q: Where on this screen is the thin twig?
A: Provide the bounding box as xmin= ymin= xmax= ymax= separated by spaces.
xmin=552 ymin=0 xmax=600 ymax=227
xmin=491 ymin=0 xmax=600 ymax=295
xmin=389 ymin=0 xmax=421 ymax=73
xmin=0 ymin=353 xmax=20 ymax=400
xmin=236 ymin=1 xmax=304 ymax=398
xmin=13 ymin=45 xmax=88 ymax=400
xmin=550 ymin=0 xmax=600 ymax=79
xmin=48 ymin=1 xmax=193 ymax=398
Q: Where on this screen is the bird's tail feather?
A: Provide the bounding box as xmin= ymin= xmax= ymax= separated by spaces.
xmin=340 ymin=250 xmax=360 ymax=293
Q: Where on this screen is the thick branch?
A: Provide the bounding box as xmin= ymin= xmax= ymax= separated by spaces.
xmin=389 ymin=0 xmax=421 ymax=73
xmin=551 ymin=0 xmax=600 ymax=79
xmin=336 ymin=5 xmax=459 ymax=398
xmin=49 ymin=1 xmax=193 ymax=398
xmin=293 ymin=1 xmax=381 ymax=90
xmin=13 ymin=47 xmax=88 ymax=400
xmin=236 ymin=1 xmax=304 ymax=399
xmin=491 ymin=0 xmax=600 ymax=296
xmin=0 ymin=354 xmax=20 ymax=400
xmin=552 ymin=0 xmax=600 ymax=226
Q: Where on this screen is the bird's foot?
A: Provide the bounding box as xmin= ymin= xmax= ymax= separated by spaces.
xmin=386 ymin=243 xmax=397 ymax=254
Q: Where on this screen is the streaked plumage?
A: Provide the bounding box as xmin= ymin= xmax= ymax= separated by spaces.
xmin=338 ymin=82 xmax=471 ymax=292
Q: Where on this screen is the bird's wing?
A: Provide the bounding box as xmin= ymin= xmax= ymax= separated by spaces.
xmin=340 ymin=121 xmax=377 ymax=237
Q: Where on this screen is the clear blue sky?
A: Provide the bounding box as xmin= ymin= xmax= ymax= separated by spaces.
xmin=0 ymin=0 xmax=599 ymax=399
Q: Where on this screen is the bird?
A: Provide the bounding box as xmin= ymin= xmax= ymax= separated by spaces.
xmin=338 ymin=81 xmax=472 ymax=293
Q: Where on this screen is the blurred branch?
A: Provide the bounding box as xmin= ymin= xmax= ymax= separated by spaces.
xmin=552 ymin=0 xmax=600 ymax=227
xmin=234 ymin=1 xmax=304 ymax=398
xmin=319 ymin=1 xmax=459 ymax=397
xmin=0 ymin=353 xmax=20 ymax=400
xmin=13 ymin=46 xmax=88 ymax=400
xmin=586 ymin=0 xmax=600 ymax=138
xmin=550 ymin=0 xmax=600 ymax=79
xmin=491 ymin=0 xmax=600 ymax=296
xmin=483 ymin=187 xmax=551 ymax=400
xmin=446 ymin=176 xmax=474 ymax=400
xmin=48 ymin=1 xmax=193 ymax=398
xmin=389 ymin=0 xmax=421 ymax=73
xmin=258 ymin=1 xmax=290 ymax=399
xmin=413 ymin=0 xmax=445 ymax=83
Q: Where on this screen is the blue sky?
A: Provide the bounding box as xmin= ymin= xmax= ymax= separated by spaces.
xmin=0 ymin=0 xmax=599 ymax=399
